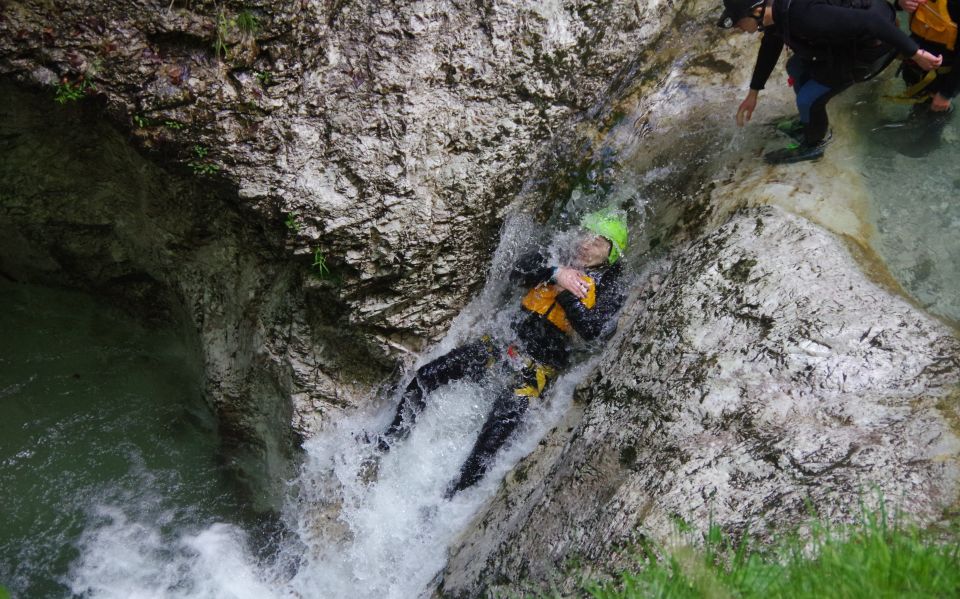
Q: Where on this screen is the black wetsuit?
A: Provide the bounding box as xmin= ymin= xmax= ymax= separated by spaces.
xmin=751 ymin=0 xmax=919 ymax=144
xmin=382 ymin=250 xmax=626 ymax=494
xmin=900 ymin=0 xmax=960 ymax=99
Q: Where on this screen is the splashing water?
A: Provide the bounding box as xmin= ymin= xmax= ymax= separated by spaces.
xmin=4 ymin=54 xmax=703 ymax=598
xmin=55 ymin=211 xmax=620 ymax=599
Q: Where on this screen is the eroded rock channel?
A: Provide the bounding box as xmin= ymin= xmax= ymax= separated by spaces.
xmin=2 ymin=1 xmax=960 ymax=598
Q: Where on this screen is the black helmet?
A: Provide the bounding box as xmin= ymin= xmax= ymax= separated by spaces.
xmin=717 ymin=0 xmax=766 ymax=28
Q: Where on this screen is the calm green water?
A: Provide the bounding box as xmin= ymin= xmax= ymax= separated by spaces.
xmin=0 ymin=281 xmax=252 ymax=597
xmin=847 ymin=75 xmax=960 ymax=325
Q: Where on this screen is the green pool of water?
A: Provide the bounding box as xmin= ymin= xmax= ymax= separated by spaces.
xmin=0 ymin=281 xmax=251 ymax=597
xmin=849 ymin=80 xmax=960 ymax=325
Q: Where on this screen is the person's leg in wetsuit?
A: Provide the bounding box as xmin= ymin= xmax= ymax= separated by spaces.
xmin=766 ymin=55 xmax=850 ymax=164
xmin=445 ymin=362 xmax=553 ymax=496
xmin=380 ymin=339 xmax=493 ymax=449
xmin=446 ymin=389 xmax=528 ymax=495
xmin=892 ymin=61 xmax=954 ymax=157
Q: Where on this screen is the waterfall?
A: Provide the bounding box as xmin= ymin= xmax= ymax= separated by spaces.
xmin=62 ymin=190 xmax=653 ymax=598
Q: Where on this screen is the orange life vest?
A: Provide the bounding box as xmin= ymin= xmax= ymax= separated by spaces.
xmin=521 ymin=276 xmax=596 ymax=334
xmin=912 ymin=0 xmax=957 ymax=51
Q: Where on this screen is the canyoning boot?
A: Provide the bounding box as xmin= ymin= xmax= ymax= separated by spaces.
xmin=772 ymin=117 xmax=805 ymax=143
xmin=763 ymin=134 xmax=831 ymax=165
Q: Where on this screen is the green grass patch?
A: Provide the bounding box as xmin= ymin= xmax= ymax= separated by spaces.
xmin=582 ymin=509 xmax=960 ymax=599
xmin=54 ymin=77 xmax=93 ymax=104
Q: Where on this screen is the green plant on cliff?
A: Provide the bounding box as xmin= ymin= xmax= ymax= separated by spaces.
xmin=214 ymin=9 xmax=231 ymax=60
xmin=235 ymin=10 xmax=259 ymax=35
xmin=188 ymin=145 xmax=219 ymax=176
xmin=213 ymin=8 xmax=259 ymax=61
xmin=579 ymin=506 xmax=960 ymax=599
xmin=285 ymin=212 xmax=301 ymax=234
xmin=311 ymin=248 xmax=330 ymax=279
xmin=255 ymin=70 xmax=274 ymax=86
xmin=54 ymin=77 xmax=92 ymax=104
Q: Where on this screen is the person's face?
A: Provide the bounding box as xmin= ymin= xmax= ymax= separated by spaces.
xmin=575 ymin=234 xmax=612 ymax=268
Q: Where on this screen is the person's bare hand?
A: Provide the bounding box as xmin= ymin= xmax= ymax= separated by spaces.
xmin=737 ymin=90 xmax=759 ymax=126
xmin=931 ymin=92 xmax=952 ymax=112
xmin=555 ymin=267 xmax=589 ymax=299
xmin=899 ymin=0 xmax=925 ymax=12
xmin=913 ymin=48 xmax=943 ymax=71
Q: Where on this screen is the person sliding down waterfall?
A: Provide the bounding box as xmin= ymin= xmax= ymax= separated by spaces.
xmin=377 ymin=209 xmax=628 ymax=497
xmin=718 ymin=0 xmax=943 ymax=164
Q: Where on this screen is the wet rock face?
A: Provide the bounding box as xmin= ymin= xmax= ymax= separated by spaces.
xmin=0 ymin=0 xmax=688 ymax=449
xmin=442 ymin=206 xmax=960 ymax=596
xmin=0 ymin=0 xmax=674 ymax=346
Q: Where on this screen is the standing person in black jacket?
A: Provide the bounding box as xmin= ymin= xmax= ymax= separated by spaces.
xmin=378 ymin=210 xmax=629 ymax=496
xmin=718 ymin=0 xmax=943 ymax=164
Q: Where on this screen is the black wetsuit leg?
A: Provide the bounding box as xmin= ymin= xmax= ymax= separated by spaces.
xmin=446 ymin=362 xmax=556 ymax=494
xmin=382 ymin=340 xmax=492 ymax=443
xmin=802 ymin=83 xmax=849 ymax=144
xmin=892 ymin=62 xmax=955 ymax=157
xmin=447 ymin=390 xmax=529 ymax=495
xmin=787 ymin=55 xmax=850 ymax=145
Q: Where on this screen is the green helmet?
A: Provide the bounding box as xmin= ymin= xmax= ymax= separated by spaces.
xmin=581 ymin=209 xmax=628 ymax=265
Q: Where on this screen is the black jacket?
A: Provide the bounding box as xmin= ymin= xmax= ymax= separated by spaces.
xmin=509 ymin=251 xmax=626 ymax=368
xmin=750 ymin=0 xmax=919 ymax=90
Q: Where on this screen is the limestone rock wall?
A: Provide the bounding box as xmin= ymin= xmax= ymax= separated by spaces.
xmin=0 ymin=0 xmax=678 ymax=343
xmin=0 ymin=0 xmax=686 ymax=449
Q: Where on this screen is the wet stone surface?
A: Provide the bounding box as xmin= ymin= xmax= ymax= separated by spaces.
xmin=442 ymin=206 xmax=960 ymax=597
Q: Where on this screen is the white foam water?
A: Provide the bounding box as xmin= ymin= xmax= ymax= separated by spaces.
xmin=64 ymin=213 xmax=602 ymax=599
xmin=66 ymin=365 xmax=594 ymax=599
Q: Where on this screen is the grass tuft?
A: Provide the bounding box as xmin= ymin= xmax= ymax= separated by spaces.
xmin=582 ymin=508 xmax=960 ymax=599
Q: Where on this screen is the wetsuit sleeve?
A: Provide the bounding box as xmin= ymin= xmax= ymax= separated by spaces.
xmin=939 ymin=48 xmax=960 ymax=97
xmin=943 ymin=56 xmax=960 ymax=98
xmin=938 ymin=1 xmax=960 ymax=97
xmin=795 ymin=2 xmax=919 ymax=57
xmin=750 ymin=32 xmax=785 ymax=91
xmin=510 ymin=252 xmax=554 ymax=287
xmin=554 ymin=267 xmax=626 ymax=341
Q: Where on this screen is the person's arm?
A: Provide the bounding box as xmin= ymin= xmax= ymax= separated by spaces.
xmin=897 ymin=0 xmax=925 ymax=12
xmin=797 ymin=2 xmax=944 ymax=69
xmin=801 ymin=2 xmax=920 ymax=56
xmin=554 ymin=267 xmax=625 ymax=341
xmin=512 ymin=250 xmax=595 ymax=299
xmin=749 ymin=32 xmax=786 ymax=92
xmin=510 ymin=252 xmax=554 ymax=287
xmin=739 ymin=33 xmax=785 ymax=126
